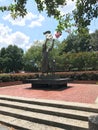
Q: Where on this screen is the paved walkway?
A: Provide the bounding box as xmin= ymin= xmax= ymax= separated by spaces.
xmin=0 ymin=83 xmax=98 ymax=104
xmin=0 ymin=125 xmax=9 ymax=130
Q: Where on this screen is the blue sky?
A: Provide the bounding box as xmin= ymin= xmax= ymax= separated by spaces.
xmin=0 ymin=0 xmax=98 ymax=52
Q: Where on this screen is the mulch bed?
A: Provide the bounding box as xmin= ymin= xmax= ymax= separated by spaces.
xmin=0 ymin=81 xmax=23 ymax=87
xmin=72 ymin=80 xmax=98 ymax=84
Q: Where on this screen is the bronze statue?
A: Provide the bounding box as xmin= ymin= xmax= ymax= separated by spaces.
xmin=42 ymin=31 xmax=54 ymax=74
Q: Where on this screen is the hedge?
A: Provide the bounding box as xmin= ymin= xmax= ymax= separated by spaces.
xmin=0 ymin=71 xmax=98 ymax=83
xmin=56 ymin=71 xmax=98 ymax=80
xmin=0 ymin=73 xmax=36 ymax=82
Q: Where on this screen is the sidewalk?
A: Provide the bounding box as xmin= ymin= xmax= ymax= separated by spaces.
xmin=0 ymin=83 xmax=98 ymax=104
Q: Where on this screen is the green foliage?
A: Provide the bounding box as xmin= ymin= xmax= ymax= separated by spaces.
xmin=0 ymin=30 xmax=98 ymax=73
xmin=0 ymin=45 xmax=24 ymax=73
xmin=73 ymin=0 xmax=98 ymax=28
xmin=0 ymin=71 xmax=98 ymax=83
xmin=90 ymin=30 xmax=98 ymax=51
xmin=62 ymin=52 xmax=98 ymax=71
xmin=24 ymin=42 xmax=42 ymax=72
xmin=56 ymin=71 xmax=98 ymax=80
xmin=61 ymin=29 xmax=98 ymax=53
xmin=0 ymin=73 xmax=36 ymax=82
xmin=0 ymin=0 xmax=27 ymax=19
xmin=35 ymin=0 xmax=65 ymax=17
xmin=0 ymin=0 xmax=97 ymax=33
xmin=23 ymin=30 xmax=98 ymax=72
xmin=0 ymin=74 xmax=11 ymax=82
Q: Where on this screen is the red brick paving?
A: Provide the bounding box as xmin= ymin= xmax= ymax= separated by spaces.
xmin=0 ymin=83 xmax=98 ymax=104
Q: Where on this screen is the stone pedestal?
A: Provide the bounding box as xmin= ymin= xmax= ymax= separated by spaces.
xmin=89 ymin=115 xmax=98 ymax=130
xmin=23 ymin=78 xmax=72 ymax=88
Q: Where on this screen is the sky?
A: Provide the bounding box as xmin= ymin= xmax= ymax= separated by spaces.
xmin=0 ymin=0 xmax=98 ymax=52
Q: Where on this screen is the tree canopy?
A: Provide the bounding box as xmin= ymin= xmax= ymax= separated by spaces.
xmin=0 ymin=0 xmax=98 ymax=33
xmin=0 ymin=45 xmax=24 ymax=73
xmin=0 ymin=30 xmax=98 ymax=73
xmin=61 ymin=29 xmax=98 ymax=53
xmin=23 ymin=30 xmax=98 ymax=71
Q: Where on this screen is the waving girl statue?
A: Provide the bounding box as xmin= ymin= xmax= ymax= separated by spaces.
xmin=42 ymin=31 xmax=55 ymax=74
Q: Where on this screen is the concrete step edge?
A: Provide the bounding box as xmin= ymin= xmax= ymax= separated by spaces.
xmin=0 ymin=95 xmax=98 ymax=113
xmin=0 ymin=114 xmax=64 ymax=130
xmin=0 ymin=99 xmax=97 ymax=121
xmin=0 ymin=106 xmax=88 ymax=130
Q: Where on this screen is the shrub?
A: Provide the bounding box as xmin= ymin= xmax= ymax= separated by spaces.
xmin=62 ymin=52 xmax=98 ymax=71
xmin=56 ymin=71 xmax=98 ymax=80
xmin=0 ymin=73 xmax=36 ymax=82
xmin=0 ymin=71 xmax=98 ymax=83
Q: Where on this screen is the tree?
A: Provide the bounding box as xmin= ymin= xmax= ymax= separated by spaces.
xmin=73 ymin=0 xmax=98 ymax=32
xmin=61 ymin=29 xmax=91 ymax=53
xmin=0 ymin=45 xmax=24 ymax=73
xmin=0 ymin=0 xmax=97 ymax=32
xmin=61 ymin=34 xmax=77 ymax=53
xmin=0 ymin=57 xmax=3 ymax=72
xmin=90 ymin=30 xmax=98 ymax=51
xmin=24 ymin=43 xmax=42 ymax=72
xmin=24 ymin=39 xmax=66 ymax=72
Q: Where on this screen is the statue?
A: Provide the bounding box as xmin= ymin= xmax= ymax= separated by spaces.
xmin=23 ymin=30 xmax=71 ymax=88
xmin=42 ymin=31 xmax=55 ymax=74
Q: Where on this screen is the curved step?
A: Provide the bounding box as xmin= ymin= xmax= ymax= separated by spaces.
xmin=0 ymin=99 xmax=97 ymax=121
xmin=0 ymin=95 xmax=98 ymax=130
xmin=0 ymin=114 xmax=64 ymax=130
xmin=0 ymin=106 xmax=88 ymax=130
xmin=0 ymin=95 xmax=98 ymax=112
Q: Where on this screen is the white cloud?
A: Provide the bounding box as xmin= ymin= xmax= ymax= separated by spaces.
xmin=3 ymin=12 xmax=45 ymax=28
xmin=89 ymin=30 xmax=94 ymax=34
xmin=3 ymin=14 xmax=26 ymax=26
xmin=9 ymin=31 xmax=30 ymax=47
xmin=29 ymin=15 xmax=45 ymax=28
xmin=0 ymin=24 xmax=12 ymax=46
xmin=0 ymin=23 xmax=31 ymax=51
xmin=59 ymin=0 xmax=76 ymax=15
